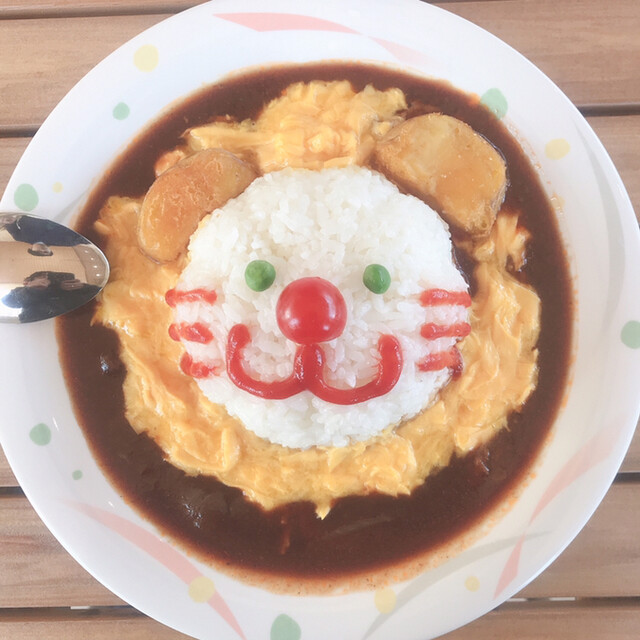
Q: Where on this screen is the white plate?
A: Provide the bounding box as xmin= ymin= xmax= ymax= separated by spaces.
xmin=1 ymin=1 xmax=639 ymax=639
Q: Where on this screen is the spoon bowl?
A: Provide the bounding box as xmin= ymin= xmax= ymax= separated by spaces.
xmin=0 ymin=213 xmax=109 ymax=323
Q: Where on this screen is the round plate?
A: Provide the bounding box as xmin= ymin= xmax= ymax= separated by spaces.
xmin=1 ymin=1 xmax=639 ymax=638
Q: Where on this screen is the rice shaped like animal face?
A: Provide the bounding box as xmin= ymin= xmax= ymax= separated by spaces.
xmin=169 ymin=166 xmax=470 ymax=449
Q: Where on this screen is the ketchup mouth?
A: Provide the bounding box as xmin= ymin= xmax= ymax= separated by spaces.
xmin=226 ymin=323 xmax=403 ymax=405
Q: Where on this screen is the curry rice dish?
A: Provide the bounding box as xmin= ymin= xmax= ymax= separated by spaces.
xmin=57 ymin=62 xmax=573 ymax=589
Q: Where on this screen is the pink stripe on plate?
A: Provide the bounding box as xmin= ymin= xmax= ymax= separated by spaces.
xmin=208 ymin=591 xmax=246 ymax=640
xmin=69 ymin=502 xmax=247 ymax=639
xmin=494 ymin=425 xmax=618 ymax=597
xmin=494 ymin=534 xmax=525 ymax=598
xmin=215 ymin=12 xmax=358 ymax=34
xmin=72 ymin=502 xmax=199 ymax=583
xmin=371 ymin=38 xmax=430 ymax=67
xmin=529 ymin=427 xmax=616 ymax=524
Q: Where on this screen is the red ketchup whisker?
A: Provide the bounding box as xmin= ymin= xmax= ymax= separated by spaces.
xmin=179 ymin=353 xmax=219 ymax=379
xmin=420 ymin=322 xmax=471 ymax=340
xmin=418 ymin=289 xmax=470 ymax=379
xmin=226 ymin=323 xmax=403 ymax=405
xmin=165 ymin=287 xmax=218 ymax=307
xmin=418 ymin=347 xmax=463 ymax=378
xmin=167 ymin=288 xmax=219 ymax=377
xmin=169 ymin=322 xmax=214 ymax=344
xmin=420 ymin=288 xmax=472 ymax=308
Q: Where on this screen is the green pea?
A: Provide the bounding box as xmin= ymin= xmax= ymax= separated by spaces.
xmin=363 ymin=264 xmax=391 ymax=294
xmin=245 ymin=259 xmax=276 ymax=292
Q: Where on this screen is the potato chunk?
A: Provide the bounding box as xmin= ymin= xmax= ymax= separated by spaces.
xmin=374 ymin=114 xmax=507 ymax=236
xmin=137 ymin=148 xmax=257 ymax=262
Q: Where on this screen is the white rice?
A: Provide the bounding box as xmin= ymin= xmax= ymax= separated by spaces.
xmin=173 ymin=166 xmax=469 ymax=449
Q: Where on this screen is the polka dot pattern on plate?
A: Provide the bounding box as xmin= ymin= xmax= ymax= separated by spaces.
xmin=29 ymin=423 xmax=51 ymax=446
xmin=621 ymin=320 xmax=640 ymax=349
xmin=14 ymin=183 xmax=39 ymax=211
xmin=270 ymin=614 xmax=301 ymax=640
xmin=480 ymin=88 xmax=508 ymax=119
xmin=465 ymin=575 xmax=481 ymax=592
xmin=374 ymin=587 xmax=397 ymax=613
xmin=113 ymin=102 xmax=131 ymax=120
xmin=133 ymin=44 xmax=159 ymax=72
xmin=545 ymin=138 xmax=571 ymax=159
xmin=188 ymin=576 xmax=216 ymax=602
xmin=72 ymin=470 xmax=83 ymax=480
xmin=52 ymin=182 xmax=63 ymax=193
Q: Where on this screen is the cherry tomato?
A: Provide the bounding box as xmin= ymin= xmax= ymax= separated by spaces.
xmin=276 ymin=277 xmax=347 ymax=344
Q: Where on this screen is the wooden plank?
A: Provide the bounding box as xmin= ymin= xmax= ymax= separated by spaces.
xmin=1 ymin=1 xmax=639 ymax=130
xmin=0 ymin=599 xmax=638 ymax=639
xmin=519 ymin=482 xmax=640 ymax=598
xmin=0 ymin=136 xmax=29 ymax=197
xmin=0 ymin=609 xmax=191 ymax=639
xmin=620 ymin=422 xmax=640 ymax=473
xmin=0 ymin=0 xmax=503 ymax=17
xmin=0 ymin=619 xmax=189 ymax=640
xmin=443 ymin=599 xmax=640 ymax=640
xmin=0 ymin=493 xmax=125 ymax=607
xmin=0 ymin=0 xmax=196 ymax=17
xmin=0 ymin=14 xmax=167 ymax=130
xmin=0 ymin=447 xmax=18 ymax=487
xmin=1 ymin=481 xmax=638 ymax=608
xmin=442 ymin=0 xmax=640 ymax=108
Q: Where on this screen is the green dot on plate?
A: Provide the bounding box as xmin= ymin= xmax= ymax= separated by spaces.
xmin=270 ymin=614 xmax=301 ymax=640
xmin=72 ymin=470 xmax=83 ymax=480
xmin=480 ymin=88 xmax=508 ymax=120
xmin=29 ymin=423 xmax=51 ymax=446
xmin=621 ymin=320 xmax=640 ymax=349
xmin=113 ymin=102 xmax=130 ymax=120
xmin=14 ymin=183 xmax=39 ymax=212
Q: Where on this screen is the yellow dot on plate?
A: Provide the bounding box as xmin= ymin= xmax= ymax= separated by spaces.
xmin=133 ymin=44 xmax=159 ymax=72
xmin=188 ymin=576 xmax=216 ymax=602
xmin=545 ymin=138 xmax=571 ymax=160
xmin=374 ymin=587 xmax=397 ymax=614
xmin=52 ymin=182 xmax=63 ymax=193
xmin=465 ymin=576 xmax=481 ymax=592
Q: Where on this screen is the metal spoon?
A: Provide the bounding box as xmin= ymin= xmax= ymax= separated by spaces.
xmin=0 ymin=213 xmax=109 ymax=323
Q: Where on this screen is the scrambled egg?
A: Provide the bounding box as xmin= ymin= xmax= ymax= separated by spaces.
xmin=187 ymin=81 xmax=406 ymax=171
xmin=94 ymin=81 xmax=540 ymax=517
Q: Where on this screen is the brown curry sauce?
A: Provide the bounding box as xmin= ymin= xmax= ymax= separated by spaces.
xmin=57 ymin=63 xmax=572 ymax=582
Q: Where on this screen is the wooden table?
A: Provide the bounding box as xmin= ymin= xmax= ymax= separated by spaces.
xmin=1 ymin=1 xmax=639 ymax=638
